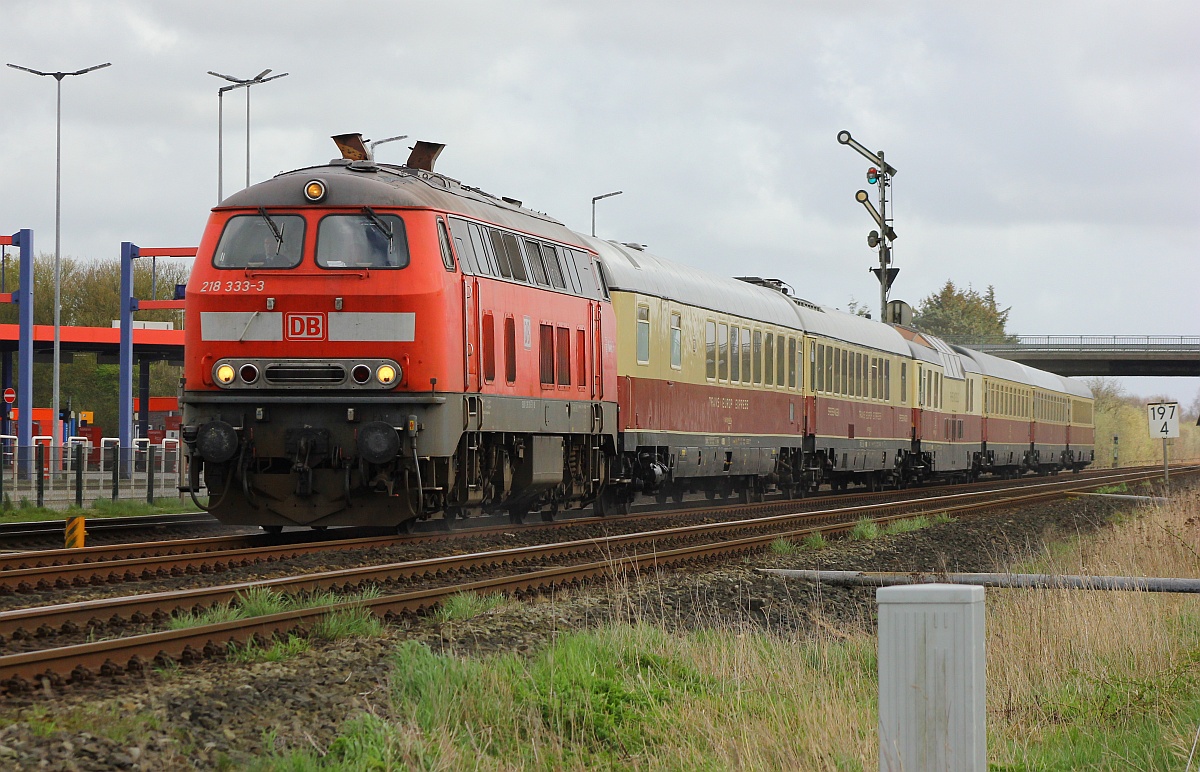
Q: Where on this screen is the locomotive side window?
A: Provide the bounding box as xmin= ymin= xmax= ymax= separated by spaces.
xmin=448 ymin=218 xmax=480 ymax=274
xmin=482 ymin=313 xmax=496 ymax=382
xmin=487 ymin=229 xmax=513 ymax=278
xmin=670 ymin=313 xmax=682 ymax=370
xmin=504 ymin=316 xmax=517 ymax=383
xmin=316 ymin=213 xmax=409 ymax=269
xmin=500 ymin=232 xmax=528 ymax=282
xmin=540 ymin=324 xmax=555 ymax=386
xmin=524 ymin=240 xmax=550 ymax=286
xmin=636 ymin=305 xmax=651 ymax=365
xmin=466 ymin=223 xmax=497 ymax=276
xmin=577 ymin=329 xmax=587 ymax=387
xmin=543 ymin=246 xmax=567 ymax=290
xmin=437 ymin=219 xmax=456 ymax=271
xmin=213 ymin=213 xmax=305 ymax=269
xmin=705 ymin=321 xmax=716 ymax=380
xmin=557 ymin=327 xmax=571 ymax=386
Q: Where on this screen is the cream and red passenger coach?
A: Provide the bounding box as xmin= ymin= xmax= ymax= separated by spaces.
xmin=181 ymin=135 xmax=1094 ymax=531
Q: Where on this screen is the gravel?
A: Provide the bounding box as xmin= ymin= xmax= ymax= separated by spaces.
xmin=0 ymin=486 xmax=1172 ymax=769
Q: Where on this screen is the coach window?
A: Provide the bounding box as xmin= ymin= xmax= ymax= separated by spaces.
xmin=753 ymin=331 xmax=763 ymax=385
xmin=539 ymin=324 xmax=555 ymax=386
xmin=557 ymin=327 xmax=571 ymax=386
xmin=825 ymin=346 xmax=834 ymax=393
xmin=869 ymin=358 xmax=877 ymax=400
xmin=718 ymin=324 xmax=729 ymax=381
xmin=900 ymin=362 xmax=907 ymax=404
xmin=504 ymin=317 xmax=517 ymax=384
xmin=764 ymin=333 xmax=775 ymax=387
xmin=842 ymin=350 xmax=850 ymax=396
xmin=214 ymin=213 xmax=306 ymax=269
xmin=816 ymin=346 xmax=825 ymax=392
xmin=524 ymin=241 xmax=549 ymax=286
xmin=316 ymin=212 xmax=409 ymax=269
xmin=885 ymin=359 xmax=891 ymax=401
xmin=729 ymin=327 xmax=740 ymax=381
xmin=776 ymin=336 xmax=786 ymax=387
xmin=437 ymin=219 xmax=456 ymax=271
xmin=705 ymin=321 xmax=717 ymax=380
xmin=787 ymin=337 xmax=797 ymax=389
xmin=670 ymin=313 xmax=682 ymax=370
xmin=636 ymin=305 xmax=651 ymax=365
xmin=741 ymin=328 xmax=751 ymax=383
xmin=482 ymin=313 xmax=496 ymax=383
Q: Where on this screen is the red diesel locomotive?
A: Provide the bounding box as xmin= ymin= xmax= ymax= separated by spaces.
xmin=181 ymin=135 xmax=1093 ymax=531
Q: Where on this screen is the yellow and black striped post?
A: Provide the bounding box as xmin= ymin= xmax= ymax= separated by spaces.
xmin=65 ymin=516 xmax=86 ymax=549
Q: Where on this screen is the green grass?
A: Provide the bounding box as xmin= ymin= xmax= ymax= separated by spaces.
xmin=0 ymin=494 xmax=205 ymax=523
xmin=228 ymin=635 xmax=311 ymax=664
xmin=802 ymin=532 xmax=828 ymax=550
xmin=311 ymin=607 xmax=385 ymax=641
xmin=1094 ymin=482 xmax=1131 ymax=495
xmin=883 ymin=515 xmax=930 ymax=535
xmin=849 ymin=518 xmax=881 ymax=541
xmin=769 ymin=537 xmax=797 ymax=556
xmin=434 ymin=591 xmax=508 ymax=623
xmin=170 ymin=585 xmax=384 ymax=637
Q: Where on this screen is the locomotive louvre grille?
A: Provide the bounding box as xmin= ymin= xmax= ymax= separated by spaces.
xmin=264 ymin=363 xmax=347 ymax=384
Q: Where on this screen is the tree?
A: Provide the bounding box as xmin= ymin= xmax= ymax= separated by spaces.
xmin=910 ymin=281 xmax=1017 ymax=344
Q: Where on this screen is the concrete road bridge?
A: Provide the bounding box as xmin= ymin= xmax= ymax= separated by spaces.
xmin=953 ymin=336 xmax=1200 ymax=377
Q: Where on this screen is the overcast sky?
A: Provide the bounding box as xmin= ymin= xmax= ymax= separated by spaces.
xmin=2 ymin=1 xmax=1197 ymax=402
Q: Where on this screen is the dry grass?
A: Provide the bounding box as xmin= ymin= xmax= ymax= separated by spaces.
xmin=986 ymin=491 xmax=1200 ymax=766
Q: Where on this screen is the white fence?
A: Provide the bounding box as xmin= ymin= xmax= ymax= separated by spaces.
xmin=0 ymin=440 xmax=201 ymax=509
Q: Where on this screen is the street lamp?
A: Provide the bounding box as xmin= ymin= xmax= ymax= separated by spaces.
xmin=6 ymin=60 xmax=111 ymax=458
xmin=207 ymin=68 xmax=289 ymax=202
xmin=591 ymin=190 xmax=623 ymax=237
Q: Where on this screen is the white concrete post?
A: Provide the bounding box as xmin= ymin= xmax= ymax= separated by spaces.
xmin=877 ymin=583 xmax=986 ymax=771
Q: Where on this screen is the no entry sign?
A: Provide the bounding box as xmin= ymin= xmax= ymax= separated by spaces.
xmin=3 ymin=388 xmax=14 ymax=405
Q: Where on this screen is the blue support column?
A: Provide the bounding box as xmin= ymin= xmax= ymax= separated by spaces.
xmin=119 ymin=241 xmax=138 ymax=477
xmin=15 ymin=230 xmax=33 ymax=478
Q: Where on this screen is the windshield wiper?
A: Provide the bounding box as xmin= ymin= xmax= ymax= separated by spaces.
xmin=361 ymin=206 xmax=394 ymax=245
xmin=258 ymin=207 xmax=285 ymax=253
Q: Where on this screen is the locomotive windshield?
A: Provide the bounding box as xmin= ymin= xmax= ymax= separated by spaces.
xmin=212 ymin=213 xmax=305 ymax=269
xmin=316 ymin=212 xmax=410 ymax=269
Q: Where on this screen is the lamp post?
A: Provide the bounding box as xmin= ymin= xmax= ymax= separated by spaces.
xmin=6 ymin=60 xmax=111 ymax=459
xmin=207 ymin=69 xmax=289 ymax=203
xmin=591 ymin=190 xmax=623 ymax=237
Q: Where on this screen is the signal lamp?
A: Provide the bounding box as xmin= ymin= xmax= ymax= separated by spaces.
xmin=867 ymin=167 xmax=880 ymax=184
xmin=867 ymin=230 xmax=880 ymax=248
xmin=215 ymin=364 xmax=236 ymax=385
xmin=376 ymin=364 xmax=398 ymax=385
xmin=239 ymin=364 xmax=259 ymax=384
xmin=304 ymin=179 xmax=327 ymax=202
xmin=352 ymin=364 xmax=372 ymax=384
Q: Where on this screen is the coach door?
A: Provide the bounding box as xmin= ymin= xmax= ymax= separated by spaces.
xmin=463 ymin=277 xmax=481 ymax=391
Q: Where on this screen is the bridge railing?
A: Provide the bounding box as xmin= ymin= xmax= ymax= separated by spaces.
xmin=946 ymin=335 xmax=1200 ymax=350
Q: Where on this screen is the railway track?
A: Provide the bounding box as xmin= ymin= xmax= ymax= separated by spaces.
xmin=0 ymin=465 xmax=1187 ymax=692
xmin=0 ymin=465 xmax=1167 ymax=596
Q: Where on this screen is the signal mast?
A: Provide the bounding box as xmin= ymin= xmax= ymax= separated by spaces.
xmin=837 ymin=131 xmax=898 ymax=322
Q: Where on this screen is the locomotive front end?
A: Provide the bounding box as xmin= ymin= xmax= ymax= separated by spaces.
xmin=182 ymin=161 xmax=461 ymax=529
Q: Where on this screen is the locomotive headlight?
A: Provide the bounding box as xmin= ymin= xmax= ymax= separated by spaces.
xmin=303 ymin=179 xmax=327 ymax=202
xmin=215 ymin=364 xmax=236 ymax=385
xmin=376 ymin=364 xmax=398 ymax=385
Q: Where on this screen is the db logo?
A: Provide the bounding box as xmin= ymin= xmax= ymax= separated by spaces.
xmin=285 ymin=313 xmax=326 ymax=340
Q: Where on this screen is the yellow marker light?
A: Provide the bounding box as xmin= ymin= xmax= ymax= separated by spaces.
xmin=304 ymin=179 xmax=326 ymax=202
xmin=215 ymin=364 xmax=236 ymax=385
xmin=376 ymin=364 xmax=398 ymax=385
